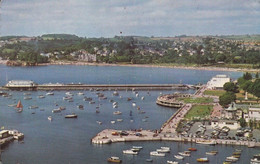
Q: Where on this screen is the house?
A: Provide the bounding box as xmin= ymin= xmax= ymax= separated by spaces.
xmin=207 ymin=75 xmax=231 ymax=89
xmin=211 ymin=119 xmax=240 ymax=130
xmin=248 ymin=107 xmax=260 ymax=121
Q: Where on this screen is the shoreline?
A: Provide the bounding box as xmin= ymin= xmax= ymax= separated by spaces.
xmin=1 ymin=60 xmax=260 ymax=72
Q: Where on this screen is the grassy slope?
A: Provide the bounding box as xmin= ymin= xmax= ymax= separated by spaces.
xmin=185 ymin=105 xmax=213 ymax=119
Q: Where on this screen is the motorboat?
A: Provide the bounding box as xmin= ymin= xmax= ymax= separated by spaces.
xmin=83 ymin=97 xmax=92 ymax=101
xmin=24 ymin=96 xmax=32 ymax=100
xmin=116 ymin=119 xmax=123 ymax=122
xmin=132 ymin=146 xmax=143 ymax=149
xmin=52 ymin=109 xmax=61 ymax=113
xmin=65 ymin=92 xmax=73 ymax=96
xmin=46 ymin=92 xmax=54 ymax=96
xmin=150 ymin=151 xmax=165 ymax=157
xmin=161 ymin=147 xmax=170 ymax=150
xmin=197 ymin=157 xmax=209 ymax=162
xmin=38 ymin=95 xmax=45 ymax=99
xmin=77 ymin=92 xmax=84 ymax=95
xmin=206 ymin=151 xmax=217 ymax=155
xmin=178 ymin=151 xmax=190 ymax=156
xmin=63 ymin=96 xmax=73 ymax=100
xmin=251 ymin=154 xmax=260 ymax=164
xmin=59 ymin=106 xmax=66 ymax=110
xmin=113 ymin=111 xmax=122 ymax=115
xmin=111 ymin=121 xmax=116 ymax=124
xmin=156 ymin=148 xmax=170 ymax=153
xmin=141 ymin=96 xmax=145 ymax=100
xmin=188 ymin=148 xmax=197 ymax=151
xmin=174 ymin=155 xmax=184 ymax=160
xmin=226 ymin=156 xmax=238 ymax=162
xmin=65 ymin=114 xmax=77 ymax=118
xmin=167 ymin=161 xmax=178 ymax=164
xmin=123 ymin=150 xmax=138 ymax=155
xmin=107 ymin=156 xmax=122 ymax=163
xmin=113 ymin=91 xmax=119 ymax=96
xmin=96 ymin=121 xmax=102 ymax=125
xmin=48 ymin=116 xmax=52 ymax=121
xmin=132 ymin=102 xmax=136 ymax=107
xmin=28 ymin=105 xmax=38 ymax=109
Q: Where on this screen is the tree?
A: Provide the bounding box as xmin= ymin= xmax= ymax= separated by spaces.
xmin=239 ymin=118 xmax=246 ymax=128
xmin=223 ymin=82 xmax=238 ymax=93
xmin=219 ymin=92 xmax=236 ymax=107
xmin=256 ymin=72 xmax=259 ymax=79
xmin=241 ymin=81 xmax=253 ymax=92
xmin=243 ymin=72 xmax=252 ymax=80
xmin=251 ymin=79 xmax=260 ymax=98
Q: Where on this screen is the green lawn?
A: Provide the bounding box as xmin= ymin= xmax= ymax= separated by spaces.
xmin=204 ymin=90 xmax=226 ymax=97
xmin=185 ymin=105 xmax=213 ymax=120
xmin=2 ymin=48 xmax=15 ymax=53
xmin=177 ymin=97 xmax=214 ymax=103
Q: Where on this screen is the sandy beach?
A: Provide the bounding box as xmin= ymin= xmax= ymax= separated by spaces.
xmin=1 ymin=60 xmax=259 ymax=72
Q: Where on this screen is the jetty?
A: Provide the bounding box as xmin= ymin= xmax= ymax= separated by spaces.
xmin=2 ymin=80 xmax=199 ymax=91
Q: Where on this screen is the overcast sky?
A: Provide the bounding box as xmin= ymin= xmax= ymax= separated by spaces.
xmin=1 ymin=0 xmax=260 ymax=37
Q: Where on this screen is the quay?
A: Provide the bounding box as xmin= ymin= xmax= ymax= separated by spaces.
xmin=0 ymin=130 xmax=24 ymax=148
xmin=2 ymin=80 xmax=199 ymax=91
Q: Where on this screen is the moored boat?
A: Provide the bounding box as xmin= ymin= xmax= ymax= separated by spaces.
xmin=146 ymin=159 xmax=153 ymax=162
xmin=179 ymin=151 xmax=190 ymax=156
xmin=226 ymin=156 xmax=238 ymax=162
xmin=150 ymin=151 xmax=165 ymax=157
xmin=251 ymin=154 xmax=260 ymax=164
xmin=46 ymin=92 xmax=54 ymax=96
xmin=107 ymin=156 xmax=122 ymax=163
xmin=52 ymin=109 xmax=61 ymax=113
xmin=48 ymin=116 xmax=52 ymax=121
xmin=132 ymin=146 xmax=143 ymax=149
xmin=174 ymin=155 xmax=184 ymax=160
xmin=123 ymin=150 xmax=138 ymax=155
xmin=188 ymin=148 xmax=197 ymax=151
xmin=206 ymin=151 xmax=217 ymax=155
xmin=197 ymin=157 xmax=209 ymax=162
xmin=113 ymin=111 xmax=122 ymax=115
xmin=65 ymin=114 xmax=77 ymax=118
xmin=157 ymin=148 xmax=170 ymax=153
xmin=167 ymin=161 xmax=178 ymax=164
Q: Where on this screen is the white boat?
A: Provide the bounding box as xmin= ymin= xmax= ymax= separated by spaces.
xmin=196 ymin=140 xmax=216 ymax=145
xmin=150 ymin=151 xmax=165 ymax=157
xmin=113 ymin=91 xmax=119 ymax=96
xmin=174 ymin=155 xmax=184 ymax=159
xmin=8 ymin=104 xmax=16 ymax=107
xmin=107 ymin=156 xmax=122 ymax=163
xmin=251 ymin=154 xmax=260 ymax=164
xmin=156 ymin=149 xmax=170 ymax=153
xmin=48 ymin=116 xmax=52 ymax=121
xmin=206 ymin=151 xmax=217 ymax=155
xmin=63 ymin=96 xmax=73 ymax=100
xmin=113 ymin=104 xmax=118 ymax=108
xmin=113 ymin=111 xmax=122 ymax=115
xmin=52 ymin=109 xmax=61 ymax=113
xmin=167 ymin=161 xmax=178 ymax=164
xmin=28 ymin=105 xmax=38 ymax=109
xmin=96 ymin=121 xmax=102 ymax=125
xmin=226 ymin=156 xmax=238 ymax=162
xmin=111 ymin=121 xmax=116 ymax=124
xmin=161 ymin=147 xmax=170 ymax=150
xmin=38 ymin=95 xmax=45 ymax=99
xmin=132 ymin=146 xmax=143 ymax=149
xmin=59 ymin=106 xmax=66 ymax=110
xmin=112 ymin=102 xmax=118 ymax=105
xmin=77 ymin=92 xmax=84 ymax=95
xmin=65 ymin=92 xmax=73 ymax=96
xmin=116 ymin=119 xmax=123 ymax=122
xmin=65 ymin=114 xmax=77 ymax=118
xmin=136 ymin=93 xmax=139 ymax=97
xmin=178 ymin=152 xmax=190 ymax=156
xmin=132 ymin=102 xmax=136 ymax=107
xmin=141 ymin=96 xmax=145 ymax=100
xmin=46 ymin=92 xmax=54 ymax=95
xmin=123 ymin=150 xmax=138 ymax=155
xmin=24 ymin=96 xmax=32 ymax=100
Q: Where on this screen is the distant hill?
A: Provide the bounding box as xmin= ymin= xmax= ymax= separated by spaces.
xmin=0 ymin=36 xmax=28 ymax=40
xmin=216 ymin=35 xmax=260 ymax=41
xmin=41 ymin=34 xmax=79 ymax=40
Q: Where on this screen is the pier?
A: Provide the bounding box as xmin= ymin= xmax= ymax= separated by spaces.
xmin=2 ymin=83 xmax=198 ymax=91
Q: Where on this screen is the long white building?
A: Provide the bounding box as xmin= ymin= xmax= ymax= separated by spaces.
xmin=207 ymin=75 xmax=231 ymax=89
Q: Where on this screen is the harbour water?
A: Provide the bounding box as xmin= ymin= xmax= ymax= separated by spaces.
xmin=1 ymin=65 xmax=258 ymax=164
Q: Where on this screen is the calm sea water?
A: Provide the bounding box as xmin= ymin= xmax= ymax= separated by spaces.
xmin=1 ymin=65 xmax=258 ymax=164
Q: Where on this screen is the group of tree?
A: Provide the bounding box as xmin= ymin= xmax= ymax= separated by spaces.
xmin=219 ymin=83 xmax=238 ymax=107
xmin=238 ymin=72 xmax=260 ymax=98
xmin=0 ymin=35 xmax=259 ymax=66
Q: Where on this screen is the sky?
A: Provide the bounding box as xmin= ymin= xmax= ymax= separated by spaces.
xmin=0 ymin=0 xmax=260 ymax=37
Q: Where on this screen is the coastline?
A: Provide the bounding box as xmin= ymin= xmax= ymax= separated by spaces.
xmin=1 ymin=60 xmax=260 ymax=72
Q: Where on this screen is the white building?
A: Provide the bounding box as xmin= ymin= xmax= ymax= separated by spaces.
xmin=248 ymin=107 xmax=260 ymax=121
xmin=207 ymin=75 xmax=231 ymax=89
xmin=6 ymin=80 xmax=36 ymax=87
xmin=211 ymin=119 xmax=240 ymax=130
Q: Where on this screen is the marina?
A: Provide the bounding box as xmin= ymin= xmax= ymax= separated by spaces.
xmin=0 ymin=65 xmax=256 ymax=164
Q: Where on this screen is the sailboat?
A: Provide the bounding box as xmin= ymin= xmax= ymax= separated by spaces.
xmin=16 ymin=100 xmax=23 ymax=113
